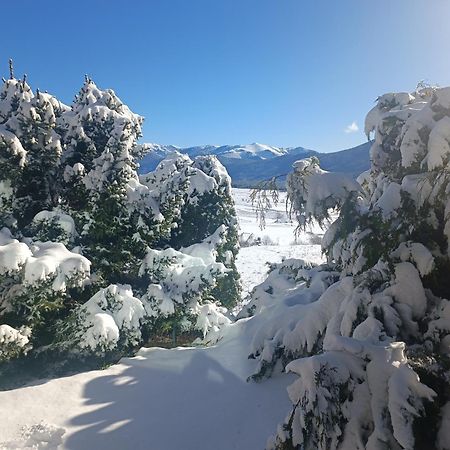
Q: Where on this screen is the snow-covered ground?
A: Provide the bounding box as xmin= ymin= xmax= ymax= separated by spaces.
xmin=233 ymin=188 xmax=325 ymax=297
xmin=0 ymin=323 xmax=294 ymax=450
xmin=0 ymin=188 xmax=325 ymax=450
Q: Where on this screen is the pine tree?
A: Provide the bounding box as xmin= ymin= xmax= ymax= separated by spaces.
xmin=0 ymin=75 xmax=31 ymax=229
xmin=0 ymin=65 xmax=67 ymax=230
xmin=245 ymin=86 xmax=450 ymax=450
xmin=13 ymin=89 xmax=64 ymax=227
xmin=139 ymin=152 xmax=240 ymax=338
xmin=168 ymin=155 xmax=241 ymax=308
xmin=59 ymin=78 xmax=159 ymax=284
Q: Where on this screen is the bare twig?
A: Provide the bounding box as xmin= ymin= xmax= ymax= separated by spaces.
xmin=249 ymin=173 xmax=288 ymax=229
xmin=8 ymin=59 xmax=14 ymax=79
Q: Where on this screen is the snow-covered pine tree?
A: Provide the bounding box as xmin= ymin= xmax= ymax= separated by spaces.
xmin=0 ymin=71 xmax=68 ymax=230
xmin=0 ymin=75 xmax=32 ymax=229
xmin=59 ymin=78 xmax=163 ymax=284
xmin=167 ymin=155 xmax=241 ymax=309
xmin=243 ymin=86 xmax=450 ymax=449
xmin=13 ymin=89 xmax=65 ymax=227
xmin=138 ymin=152 xmax=240 ymax=338
xmin=0 ymin=69 xmax=89 ymax=353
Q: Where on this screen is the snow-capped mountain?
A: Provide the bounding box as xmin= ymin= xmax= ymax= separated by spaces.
xmin=190 ymin=142 xmax=298 ymax=159
xmin=138 ymin=141 xmax=372 ymax=186
xmin=140 ymin=142 xmax=304 ymax=162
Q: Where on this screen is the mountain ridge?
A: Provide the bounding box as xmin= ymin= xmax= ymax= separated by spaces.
xmin=138 ymin=141 xmax=372 ymax=186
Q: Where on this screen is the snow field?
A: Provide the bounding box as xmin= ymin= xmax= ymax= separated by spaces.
xmin=233 ymin=188 xmax=327 ymax=297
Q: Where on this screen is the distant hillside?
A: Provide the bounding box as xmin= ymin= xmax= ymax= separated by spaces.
xmin=138 ymin=141 xmax=372 ymax=186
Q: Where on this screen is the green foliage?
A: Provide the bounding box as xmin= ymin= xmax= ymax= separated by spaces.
xmin=27 ymin=217 xmax=73 ymax=245
xmin=13 ymin=92 xmax=62 ymax=227
xmin=409 ymin=352 xmax=450 ymax=447
xmin=82 ymin=192 xmax=147 ymax=283
xmin=169 ymin=183 xmax=241 ymax=309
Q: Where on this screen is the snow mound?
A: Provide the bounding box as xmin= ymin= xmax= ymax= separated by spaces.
xmin=0 ymin=228 xmax=32 ymax=275
xmin=73 ymin=284 xmax=146 ymax=353
xmin=24 ymin=242 xmax=90 ymax=291
xmin=0 ymin=423 xmax=65 ymax=450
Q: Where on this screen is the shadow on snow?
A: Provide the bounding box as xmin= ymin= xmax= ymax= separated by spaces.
xmin=65 ymin=348 xmax=290 ymax=450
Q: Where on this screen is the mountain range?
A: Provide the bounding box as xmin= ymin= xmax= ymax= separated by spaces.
xmin=138 ymin=141 xmax=372 ymax=187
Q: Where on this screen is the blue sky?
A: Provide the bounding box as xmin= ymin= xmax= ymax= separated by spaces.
xmin=3 ymin=0 xmax=450 ymax=152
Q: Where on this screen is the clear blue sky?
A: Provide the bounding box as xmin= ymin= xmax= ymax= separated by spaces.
xmin=2 ymin=0 xmax=450 ymax=152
